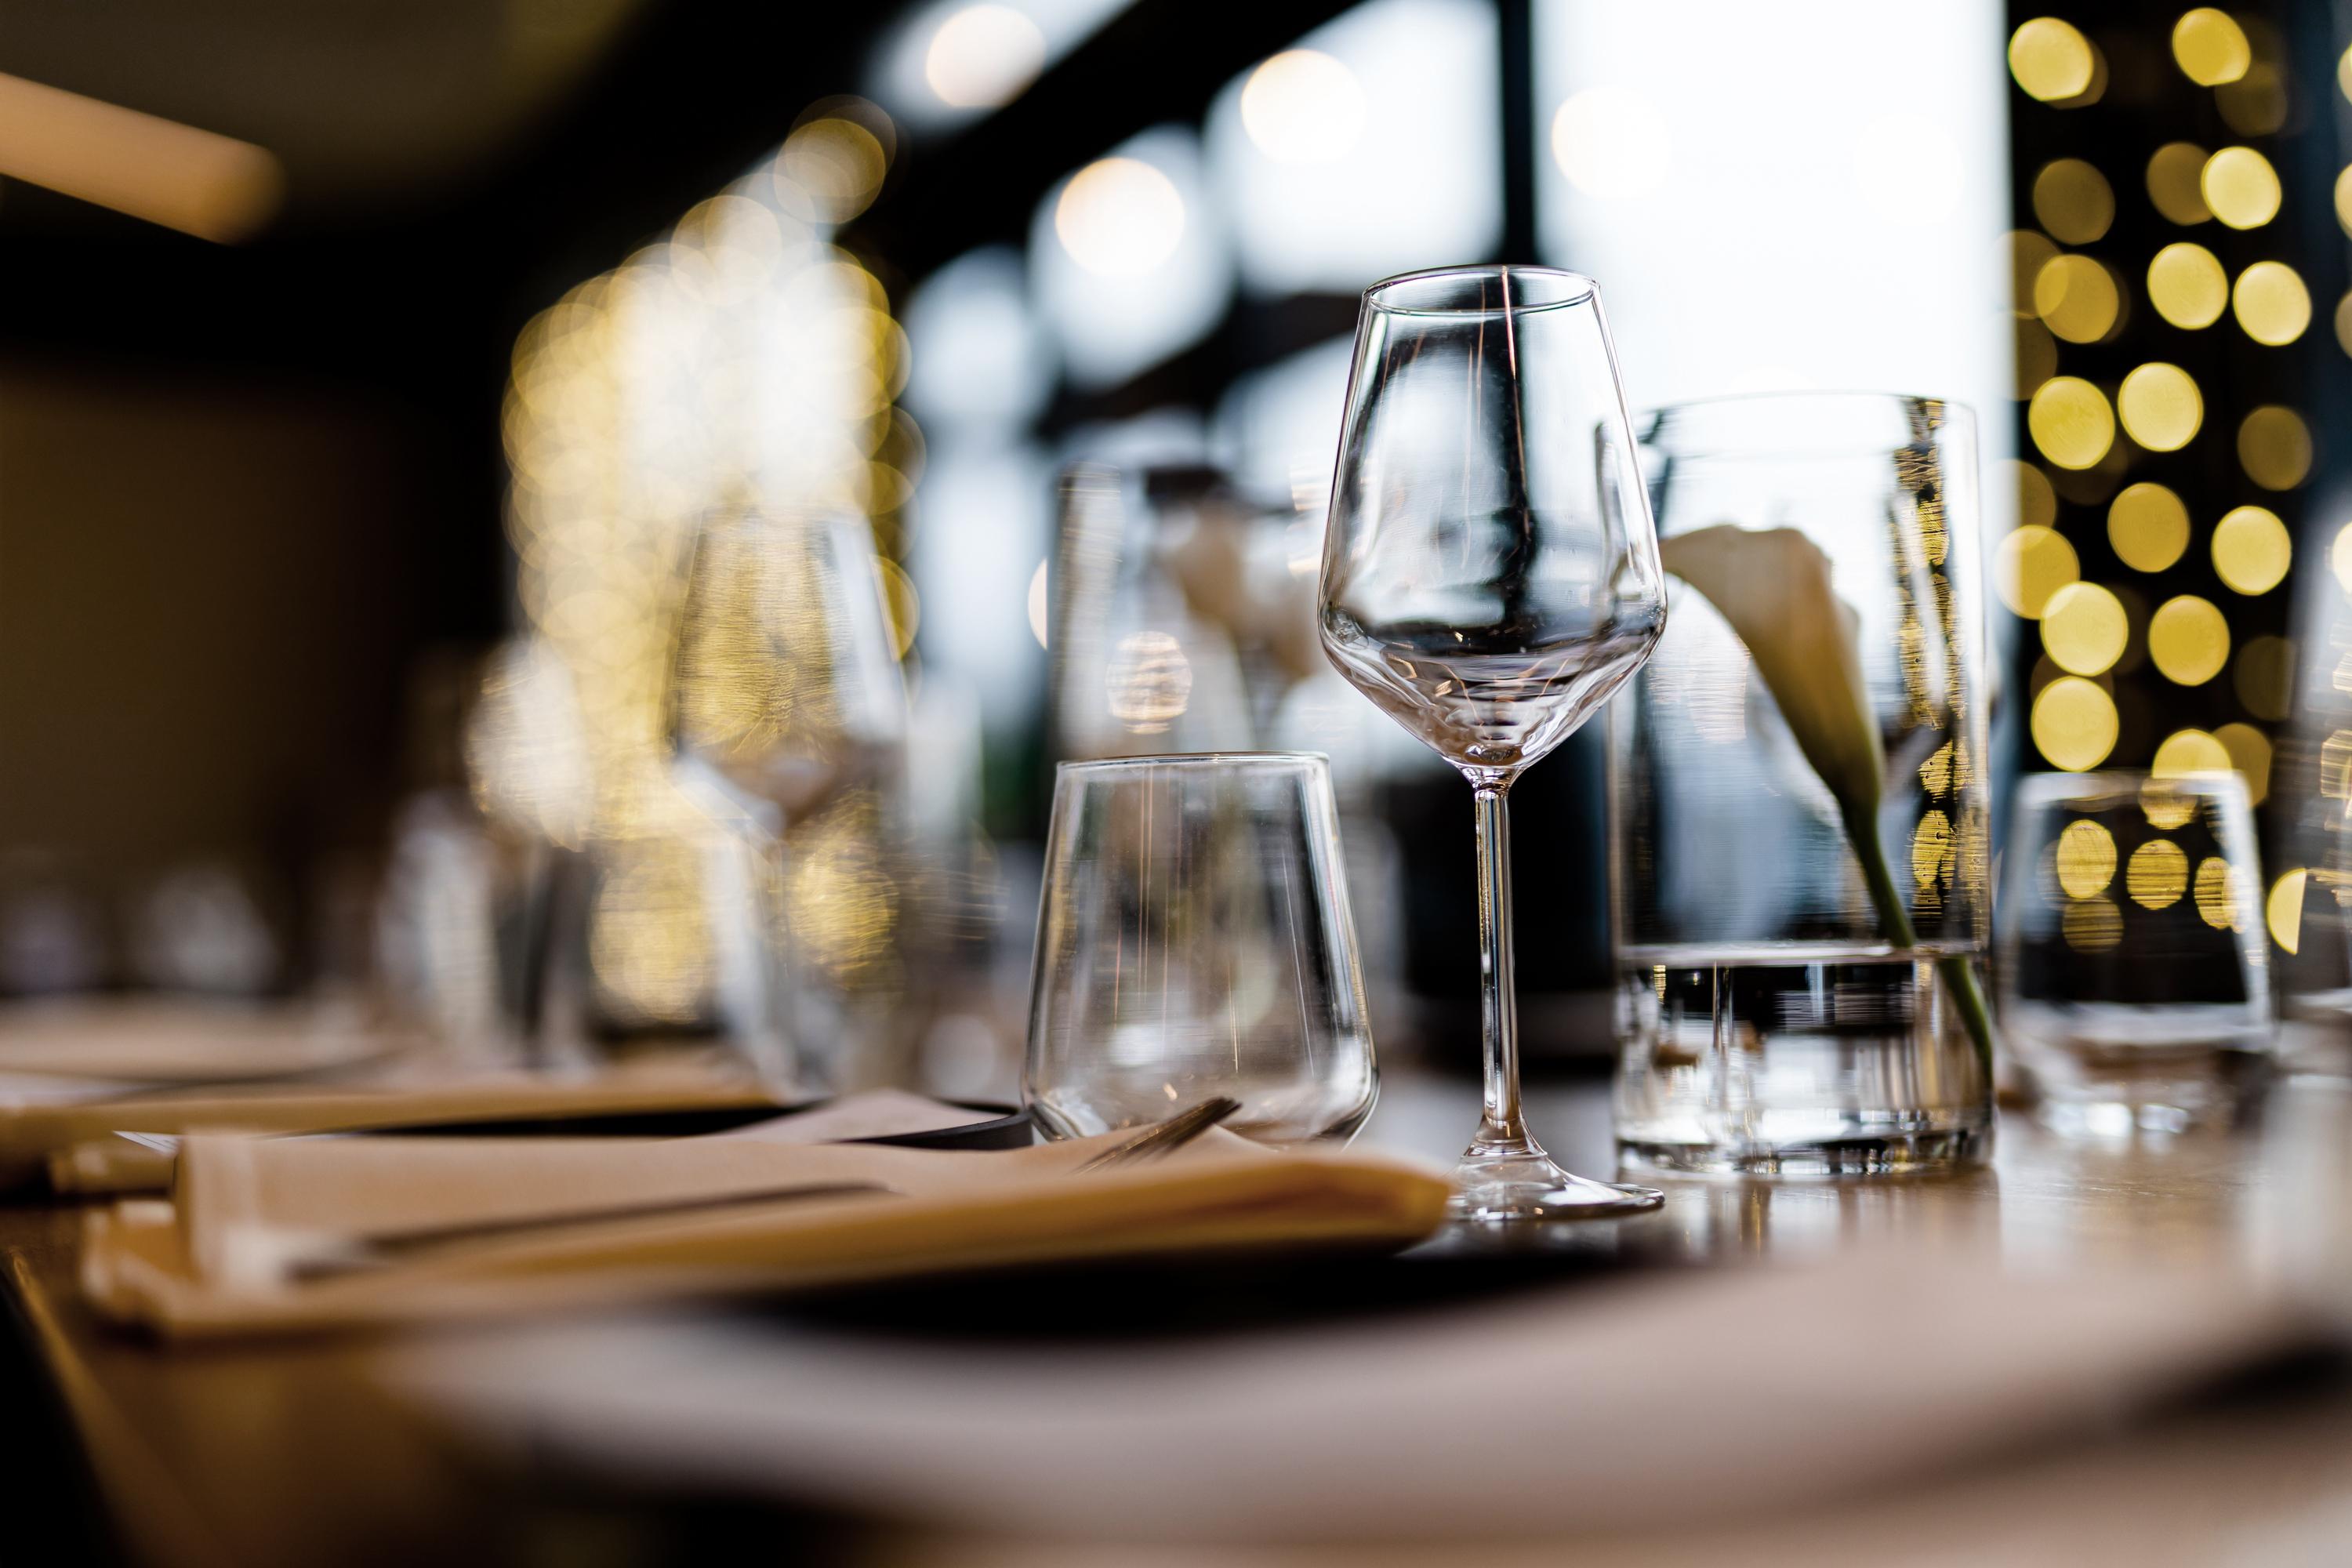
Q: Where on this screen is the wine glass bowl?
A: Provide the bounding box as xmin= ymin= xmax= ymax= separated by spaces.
xmin=1319 ymin=265 xmax=1666 ymax=1221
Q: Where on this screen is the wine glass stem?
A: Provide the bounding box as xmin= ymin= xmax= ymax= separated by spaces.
xmin=1470 ymin=779 xmax=1534 ymax=1152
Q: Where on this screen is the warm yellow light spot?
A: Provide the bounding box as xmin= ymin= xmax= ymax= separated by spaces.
xmin=924 ymin=5 xmax=1047 ymax=109
xmin=2107 ymin=484 xmax=2190 ymax=572
xmin=1026 ymin=560 xmax=1050 ymax=648
xmin=2034 ymin=254 xmax=2119 ymax=343
xmin=2007 ymin=460 xmax=2058 ymax=531
xmin=2217 ymin=63 xmax=2288 ymax=137
xmin=2172 ymin=9 xmax=2252 ymax=85
xmin=2338 ymin=292 xmax=2352 ymax=358
xmin=2154 ymin=728 xmax=2232 ymax=782
xmin=2149 ymin=597 xmax=2230 ymax=685
xmin=2212 ymin=506 xmax=2292 ymax=594
xmin=1919 ymin=742 xmax=1955 ymax=796
xmin=2141 ymin=777 xmax=2198 ymax=830
xmin=2002 ymin=230 xmax=2061 ymax=314
xmin=2147 ymin=242 xmax=2227 ymax=328
xmin=2194 ymin=856 xmax=2240 ymax=931
xmin=2233 ymin=260 xmax=2310 ymax=345
xmin=2029 ymin=376 xmax=2115 ymax=469
xmin=2041 ymin=582 xmax=2129 ymax=675
xmin=1996 ymin=524 xmax=2081 ymax=617
xmin=2011 ymin=18 xmax=2098 ymax=101
xmin=2032 ymin=676 xmax=2119 ymax=771
xmin=1551 ymin=87 xmax=1672 ymax=199
xmin=1912 ymin=809 xmax=1954 ymax=889
xmin=2056 ymin=818 xmax=2118 ymax=898
xmin=2342 ymin=45 xmax=2352 ymax=104
xmin=2235 ymin=635 xmax=2296 ymax=721
xmin=2237 ymin=406 xmax=2311 ymax=490
xmin=2128 ymin=840 xmax=2190 ymax=909
xmin=2032 ymin=159 xmax=2114 ymax=245
xmin=2147 ymin=143 xmax=2212 ymax=225
xmin=1055 ymin=158 xmax=1185 ymax=277
xmin=2063 ymin=896 xmax=2124 ymax=952
xmin=2203 ymin=147 xmax=2281 ymax=230
xmin=2269 ymin=869 xmax=2307 ymax=953
xmin=2336 ymin=523 xmax=2352 ymax=593
xmin=2336 ymin=166 xmax=2352 ymax=238
xmin=2116 ymin=364 xmax=2201 ymax=452
xmin=776 ymin=118 xmax=888 ymax=224
xmin=1240 ymin=50 xmax=1367 ymax=165
xmin=2215 ymin=721 xmax=2273 ymax=805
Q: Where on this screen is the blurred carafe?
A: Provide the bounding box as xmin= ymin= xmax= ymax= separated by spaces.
xmin=1048 ymin=463 xmax=1320 ymax=760
xmin=667 ymin=506 xmax=915 ymax=1090
xmin=1047 ymin=463 xmax=1410 ymax=1050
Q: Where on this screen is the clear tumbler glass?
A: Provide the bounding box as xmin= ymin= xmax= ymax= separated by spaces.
xmin=1998 ymin=771 xmax=2273 ymax=1131
xmin=1609 ymin=393 xmax=1995 ymax=1175
xmin=1023 ymin=753 xmax=1377 ymax=1144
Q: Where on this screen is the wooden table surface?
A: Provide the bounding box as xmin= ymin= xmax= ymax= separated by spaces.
xmin=9 ymin=1070 xmax=2352 ymax=1566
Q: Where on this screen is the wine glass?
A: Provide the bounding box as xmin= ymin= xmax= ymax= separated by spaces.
xmin=1319 ymin=265 xmax=1666 ymax=1221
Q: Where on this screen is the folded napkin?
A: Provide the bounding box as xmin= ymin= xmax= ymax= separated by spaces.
xmin=0 ymin=997 xmax=791 ymax=1194
xmin=82 ymin=1121 xmax=1451 ymax=1339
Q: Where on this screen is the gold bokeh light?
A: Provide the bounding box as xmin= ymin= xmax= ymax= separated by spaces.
xmin=2235 ymin=635 xmax=2296 ymax=720
xmin=2128 ymin=840 xmax=2189 ymax=909
xmin=2056 ymin=818 xmax=2117 ymax=898
xmin=1241 ymin=49 xmax=1367 ymax=165
xmin=1996 ymin=523 xmax=2080 ymax=617
xmin=2147 ymin=242 xmax=2227 ymax=328
xmin=2233 ymin=260 xmax=2310 ymax=345
xmin=2154 ymin=727 xmax=2231 ymax=779
xmin=2033 ymin=159 xmax=2114 ymax=245
xmin=2147 ymin=143 xmax=2212 ymax=225
xmin=2116 ymin=363 xmax=2201 ymax=452
xmin=2150 ymin=597 xmax=2230 ymax=685
xmin=2172 ymin=8 xmax=2252 ymax=85
xmin=2032 ymin=675 xmax=2119 ymax=771
xmin=2238 ymin=406 xmax=2311 ymax=489
xmin=2202 ymin=147 xmax=2281 ymax=229
xmin=2212 ymin=505 xmax=2292 ymax=594
xmin=2336 ymin=522 xmax=2352 ymax=592
xmin=2194 ymin=856 xmax=2240 ymax=931
xmin=2215 ymin=721 xmax=2273 ymax=805
xmin=2107 ymin=482 xmax=2189 ymax=572
xmin=2063 ymin=895 xmax=2124 ymax=952
xmin=2041 ymin=581 xmax=2129 ymax=675
xmin=2028 ymin=376 xmax=2115 ymax=469
xmin=2269 ymin=869 xmax=2307 ymax=953
xmin=2010 ymin=18 xmax=2099 ymax=102
xmin=2034 ymin=254 xmax=2119 ymax=343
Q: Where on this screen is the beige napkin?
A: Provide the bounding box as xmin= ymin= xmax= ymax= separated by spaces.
xmin=14 ymin=1058 xmax=788 ymax=1196
xmin=82 ymin=1125 xmax=1452 ymax=1339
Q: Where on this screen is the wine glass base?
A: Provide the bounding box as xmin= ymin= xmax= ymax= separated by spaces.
xmin=1450 ymin=1148 xmax=1664 ymax=1223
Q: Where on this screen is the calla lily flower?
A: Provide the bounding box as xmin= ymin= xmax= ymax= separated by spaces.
xmin=1661 ymin=524 xmax=1994 ymax=1070
xmin=1658 ymin=524 xmax=1884 ymax=814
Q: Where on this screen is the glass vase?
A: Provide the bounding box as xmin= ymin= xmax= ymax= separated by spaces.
xmin=1608 ymin=393 xmax=1994 ymax=1176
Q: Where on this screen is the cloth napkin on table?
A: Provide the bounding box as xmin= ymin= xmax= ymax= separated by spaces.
xmin=82 ymin=1124 xmax=1453 ymax=1340
xmin=0 ymin=1000 xmax=792 ymax=1195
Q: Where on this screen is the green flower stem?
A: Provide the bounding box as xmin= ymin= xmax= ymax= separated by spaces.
xmin=1842 ymin=803 xmax=1997 ymax=1080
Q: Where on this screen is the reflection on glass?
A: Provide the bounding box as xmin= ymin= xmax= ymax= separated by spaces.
xmin=1024 ymin=754 xmax=1376 ymax=1145
xmin=1999 ymin=771 xmax=2273 ymax=1131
